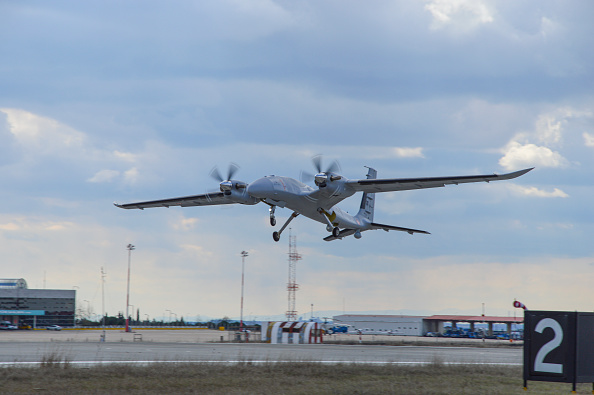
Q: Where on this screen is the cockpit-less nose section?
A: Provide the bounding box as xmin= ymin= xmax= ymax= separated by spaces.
xmin=115 ymin=155 xmax=533 ymax=242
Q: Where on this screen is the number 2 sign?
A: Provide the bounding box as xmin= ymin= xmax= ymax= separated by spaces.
xmin=524 ymin=311 xmax=594 ymax=390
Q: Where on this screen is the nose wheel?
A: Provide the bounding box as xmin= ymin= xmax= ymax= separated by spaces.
xmin=269 ymin=206 xmax=276 ymax=226
xmin=273 ymin=231 xmax=280 ymax=242
xmin=332 ymin=227 xmax=340 ymax=237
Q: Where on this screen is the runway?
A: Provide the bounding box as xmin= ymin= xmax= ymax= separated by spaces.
xmin=0 ymin=329 xmax=522 ymax=366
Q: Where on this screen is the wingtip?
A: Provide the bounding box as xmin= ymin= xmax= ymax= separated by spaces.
xmin=501 ymin=167 xmax=534 ymax=179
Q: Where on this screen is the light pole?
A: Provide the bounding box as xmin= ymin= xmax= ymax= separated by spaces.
xmin=240 ymin=251 xmax=248 ymax=330
xmin=125 ymin=244 xmax=135 ymax=333
xmin=83 ymin=300 xmax=90 ymax=320
xmin=101 ymin=267 xmax=106 ymax=341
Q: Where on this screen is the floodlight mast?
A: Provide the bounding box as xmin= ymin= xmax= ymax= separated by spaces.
xmin=240 ymin=251 xmax=248 ymax=330
xmin=125 ymin=244 xmax=135 ymax=333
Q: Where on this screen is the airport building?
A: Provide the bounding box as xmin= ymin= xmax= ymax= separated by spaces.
xmin=0 ymin=279 xmax=76 ymax=328
xmin=333 ymin=314 xmax=523 ymax=336
xmin=333 ymin=314 xmax=426 ymax=336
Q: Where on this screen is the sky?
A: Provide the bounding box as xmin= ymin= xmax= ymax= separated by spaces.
xmin=1 ymin=0 xmax=593 ymax=322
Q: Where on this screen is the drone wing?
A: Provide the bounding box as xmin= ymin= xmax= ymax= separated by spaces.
xmin=114 ymin=192 xmax=236 ymax=210
xmin=369 ymin=223 xmax=430 ymax=235
xmin=323 ymin=223 xmax=430 ymax=241
xmin=345 ymin=168 xmax=533 ymax=193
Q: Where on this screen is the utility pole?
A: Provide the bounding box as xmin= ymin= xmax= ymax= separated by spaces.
xmin=101 ymin=267 xmax=106 ymax=342
xmin=240 ymin=251 xmax=248 ymax=330
xmin=125 ymin=244 xmax=135 ymax=333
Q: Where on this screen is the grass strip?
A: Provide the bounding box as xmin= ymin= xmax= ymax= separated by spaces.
xmin=0 ymin=362 xmax=584 ymax=394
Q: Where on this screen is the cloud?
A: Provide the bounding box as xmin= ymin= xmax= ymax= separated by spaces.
xmin=1 ymin=108 xmax=85 ymax=157
xmin=499 ymin=141 xmax=567 ymax=170
xmin=171 ymin=217 xmax=200 ymax=231
xmin=87 ymin=169 xmax=120 ymax=183
xmin=498 ymin=106 xmax=594 ymax=170
xmin=584 ymin=133 xmax=594 ymax=147
xmin=424 ymin=0 xmax=494 ymax=31
xmin=507 ymin=184 xmax=569 ymax=198
xmin=393 ymin=147 xmax=425 ymax=158
xmin=123 ymin=167 xmax=139 ymax=184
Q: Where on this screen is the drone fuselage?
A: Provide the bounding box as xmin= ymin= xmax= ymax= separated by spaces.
xmin=247 ymin=175 xmax=362 ymax=229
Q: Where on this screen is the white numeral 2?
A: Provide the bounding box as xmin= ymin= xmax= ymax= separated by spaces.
xmin=534 ymin=318 xmax=563 ymax=374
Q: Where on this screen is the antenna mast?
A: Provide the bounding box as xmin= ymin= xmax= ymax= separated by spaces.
xmin=286 ymin=229 xmax=301 ymax=321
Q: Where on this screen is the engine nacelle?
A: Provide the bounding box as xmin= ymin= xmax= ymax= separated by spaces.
xmin=228 ymin=189 xmax=258 ymax=205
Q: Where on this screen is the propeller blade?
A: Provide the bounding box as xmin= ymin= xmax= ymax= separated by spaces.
xmin=227 ymin=163 xmax=240 ymax=181
xmin=325 ymin=159 xmax=341 ymax=174
xmin=312 ymin=155 xmax=323 ymax=173
xmin=300 ymin=170 xmax=314 ymax=183
xmin=209 ymin=166 xmax=224 ymax=182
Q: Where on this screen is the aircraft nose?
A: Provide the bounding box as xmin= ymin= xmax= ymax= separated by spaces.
xmin=247 ymin=177 xmax=273 ymax=198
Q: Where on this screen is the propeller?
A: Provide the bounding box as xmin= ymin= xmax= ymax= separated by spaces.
xmin=209 ymin=163 xmax=245 ymax=194
xmin=301 ymin=155 xmax=342 ymax=187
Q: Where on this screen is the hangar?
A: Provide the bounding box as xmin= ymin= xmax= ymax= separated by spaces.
xmin=0 ymin=279 xmax=76 ymax=328
xmin=333 ymin=314 xmax=523 ymax=336
xmin=424 ymin=315 xmax=523 ymax=336
xmin=333 ymin=314 xmax=426 ymax=335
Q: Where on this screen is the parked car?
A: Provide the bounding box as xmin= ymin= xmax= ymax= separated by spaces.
xmin=0 ymin=321 xmax=18 ymax=330
xmin=46 ymin=325 xmax=62 ymax=331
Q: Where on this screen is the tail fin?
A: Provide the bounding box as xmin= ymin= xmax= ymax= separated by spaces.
xmin=357 ymin=167 xmax=377 ymax=221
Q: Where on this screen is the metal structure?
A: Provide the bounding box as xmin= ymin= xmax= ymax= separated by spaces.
xmin=101 ymin=266 xmax=106 ymax=341
xmin=240 ymin=251 xmax=248 ymax=330
xmin=125 ymin=244 xmax=135 ymax=333
xmin=286 ymin=231 xmax=300 ymax=321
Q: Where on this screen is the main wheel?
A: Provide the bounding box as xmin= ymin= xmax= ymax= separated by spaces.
xmin=273 ymin=231 xmax=280 ymax=242
xmin=332 ymin=227 xmax=340 ymax=237
xmin=270 ymin=217 xmax=276 ymax=226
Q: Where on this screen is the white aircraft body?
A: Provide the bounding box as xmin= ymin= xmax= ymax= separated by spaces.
xmin=115 ymin=159 xmax=533 ymax=242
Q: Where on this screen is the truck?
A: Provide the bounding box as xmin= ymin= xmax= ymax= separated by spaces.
xmin=327 ymin=325 xmax=350 ymax=334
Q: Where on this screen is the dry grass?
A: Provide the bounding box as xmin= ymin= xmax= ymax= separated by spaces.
xmin=0 ymin=362 xmax=585 ymax=394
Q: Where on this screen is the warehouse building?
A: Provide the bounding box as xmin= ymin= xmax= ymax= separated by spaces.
xmin=332 ymin=314 xmax=523 ymax=336
xmin=333 ymin=314 xmax=427 ymax=336
xmin=0 ymin=279 xmax=76 ymax=328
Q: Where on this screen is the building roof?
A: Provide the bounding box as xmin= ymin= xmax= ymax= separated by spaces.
xmin=0 ymin=279 xmax=27 ymax=289
xmin=425 ymin=315 xmax=523 ymax=323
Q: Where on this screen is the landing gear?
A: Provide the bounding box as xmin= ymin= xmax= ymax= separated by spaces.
xmin=271 ymin=212 xmax=299 ymax=242
xmin=318 ymin=208 xmax=341 ymax=238
xmin=269 ymin=206 xmax=276 ymax=226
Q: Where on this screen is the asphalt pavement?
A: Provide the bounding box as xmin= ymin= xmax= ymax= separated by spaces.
xmin=0 ymin=329 xmax=522 ymax=366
